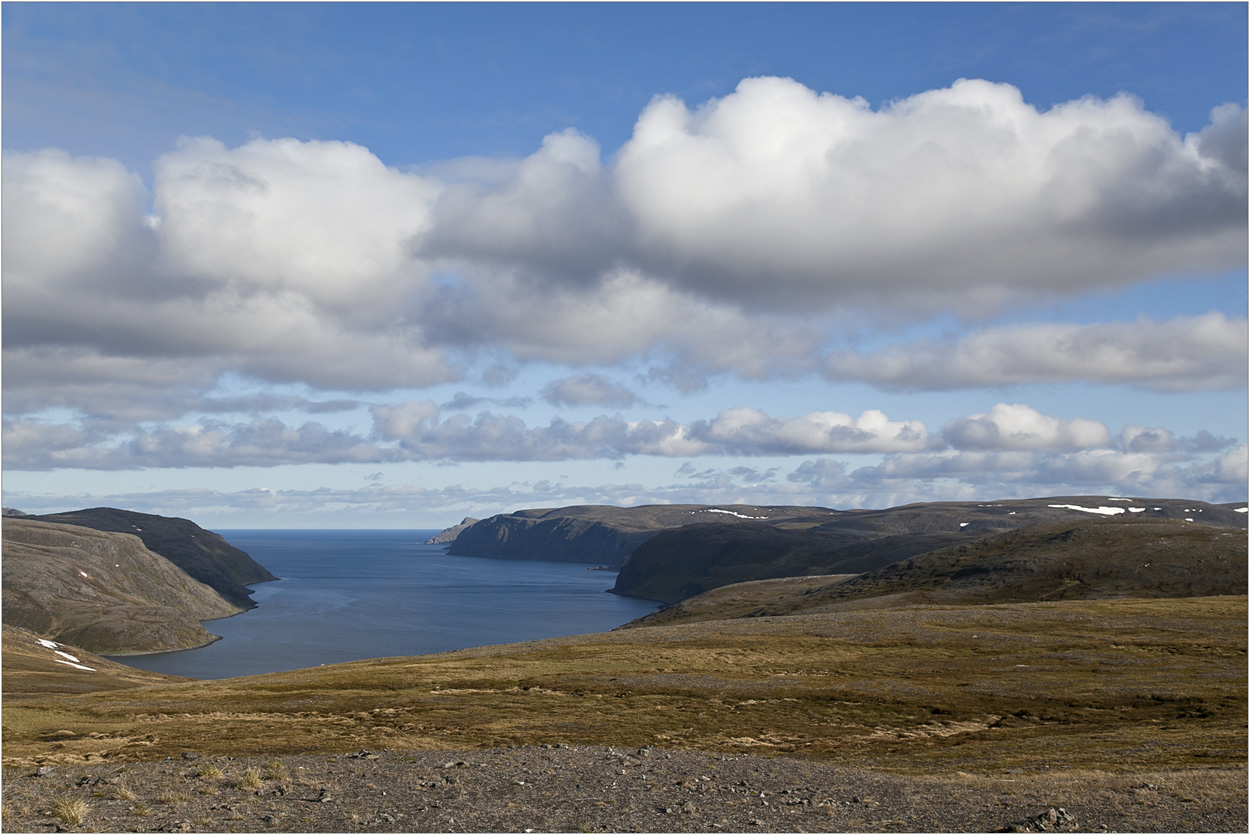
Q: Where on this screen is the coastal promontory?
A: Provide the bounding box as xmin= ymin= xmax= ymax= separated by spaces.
xmin=29 ymin=507 xmax=276 ymax=608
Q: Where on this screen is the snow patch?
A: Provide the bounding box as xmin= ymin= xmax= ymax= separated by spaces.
xmin=36 ymin=638 xmax=58 ymax=649
xmin=1107 ymin=497 xmax=1132 ymax=502
xmin=1235 ymin=507 xmax=1248 ymax=514
xmin=959 ymin=522 xmax=969 ymax=528
xmin=54 ymin=659 xmax=96 ymax=672
xmin=1048 ymin=504 xmax=1125 ymax=516
xmin=703 ymin=508 xmax=769 ymax=520
xmin=1129 ymin=507 xmax=1146 ymax=513
xmin=55 ymin=649 xmax=82 ymax=664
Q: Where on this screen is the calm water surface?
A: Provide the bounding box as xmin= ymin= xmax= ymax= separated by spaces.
xmin=112 ymin=530 xmax=659 ymax=679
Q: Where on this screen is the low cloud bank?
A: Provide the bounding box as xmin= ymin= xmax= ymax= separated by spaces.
xmin=8 ymin=441 xmax=1245 ymax=527
xmin=5 ymin=402 xmax=1240 ymax=500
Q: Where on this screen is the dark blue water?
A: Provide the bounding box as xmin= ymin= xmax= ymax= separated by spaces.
xmin=111 ymin=530 xmax=659 ymax=680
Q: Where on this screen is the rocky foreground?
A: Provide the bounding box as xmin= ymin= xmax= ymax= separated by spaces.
xmin=3 ymin=746 xmax=1244 ymax=833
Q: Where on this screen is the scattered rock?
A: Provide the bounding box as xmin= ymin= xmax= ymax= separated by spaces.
xmin=1001 ymin=806 xmax=1077 ymax=832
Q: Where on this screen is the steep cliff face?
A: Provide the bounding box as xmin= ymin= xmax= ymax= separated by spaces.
xmin=31 ymin=507 xmax=276 ymax=608
xmin=449 ymin=514 xmax=657 ymax=562
xmin=2 ymin=518 xmax=243 ymax=654
xmin=445 ymin=504 xmax=840 ymax=563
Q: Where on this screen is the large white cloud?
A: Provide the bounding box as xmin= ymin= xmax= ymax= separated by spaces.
xmin=418 ymin=79 xmax=1246 ymax=319
xmin=3 ymin=140 xmax=458 ymax=398
xmin=609 ymin=78 xmax=1246 ymax=310
xmin=154 ymin=136 xmax=440 ymax=313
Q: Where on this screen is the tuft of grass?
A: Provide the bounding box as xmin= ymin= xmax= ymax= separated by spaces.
xmin=237 ymin=767 xmax=264 ymax=790
xmin=262 ymin=759 xmax=288 ymax=781
xmin=50 ymin=796 xmax=88 ymax=827
xmin=197 ymin=762 xmax=224 ymax=780
xmin=130 ymin=803 xmax=151 ymax=818
xmin=93 ymin=785 xmax=135 ymax=800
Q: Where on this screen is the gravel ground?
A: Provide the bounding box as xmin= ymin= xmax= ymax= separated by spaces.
xmin=3 ymin=746 xmax=1245 ymax=833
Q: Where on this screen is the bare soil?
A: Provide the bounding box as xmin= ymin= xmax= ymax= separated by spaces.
xmin=3 ymin=746 xmax=1244 ymax=833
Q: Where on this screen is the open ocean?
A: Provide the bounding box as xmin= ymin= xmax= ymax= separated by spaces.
xmin=110 ymin=530 xmax=660 ymax=679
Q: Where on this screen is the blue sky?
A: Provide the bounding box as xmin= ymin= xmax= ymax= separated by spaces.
xmin=3 ymin=2 xmax=1246 ymax=528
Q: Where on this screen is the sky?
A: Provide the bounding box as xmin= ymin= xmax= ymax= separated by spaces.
xmin=2 ymin=2 xmax=1247 ymax=529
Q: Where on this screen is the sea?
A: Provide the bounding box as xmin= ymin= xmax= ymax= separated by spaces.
xmin=109 ymin=530 xmax=661 ymax=680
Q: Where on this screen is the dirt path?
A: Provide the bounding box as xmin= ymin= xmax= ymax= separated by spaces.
xmin=3 ymin=746 xmax=1244 ymax=832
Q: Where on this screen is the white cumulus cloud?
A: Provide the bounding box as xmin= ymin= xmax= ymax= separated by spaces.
xmin=943 ymin=403 xmax=1112 ymax=451
xmin=609 ymin=78 xmax=1245 ymax=311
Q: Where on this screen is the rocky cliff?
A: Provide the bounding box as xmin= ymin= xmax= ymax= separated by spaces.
xmin=444 ymin=504 xmax=840 ymax=563
xmin=2 ymin=518 xmax=244 ymax=654
xmin=30 ymin=507 xmax=276 ymax=608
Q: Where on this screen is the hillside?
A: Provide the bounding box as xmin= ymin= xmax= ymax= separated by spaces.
xmin=2 ymin=518 xmax=246 ymax=654
xmin=444 ymin=497 xmax=1247 ymax=607
xmin=30 ymin=507 xmax=276 ymax=608
xmin=1 ymin=624 xmax=185 ymax=696
xmin=625 ymin=515 xmax=1247 ymax=628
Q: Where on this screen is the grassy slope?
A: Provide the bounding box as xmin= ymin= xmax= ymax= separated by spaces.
xmin=2 ymin=519 xmax=243 ymax=654
xmin=624 ymin=516 xmax=1248 ymax=627
xmin=3 ymin=597 xmax=1244 ymax=777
